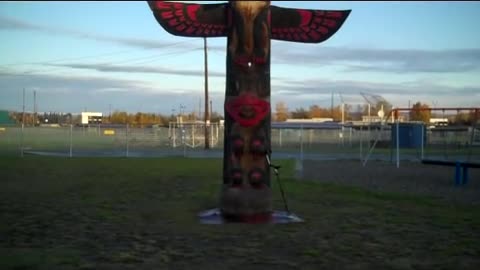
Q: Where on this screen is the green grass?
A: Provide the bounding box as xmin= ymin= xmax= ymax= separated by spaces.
xmin=1 ymin=157 xmax=479 ymax=269
xmin=2 ymin=126 xmax=479 ymax=161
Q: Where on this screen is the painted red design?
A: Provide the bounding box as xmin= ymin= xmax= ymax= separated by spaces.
xmin=298 ymin=9 xmax=312 ymax=26
xmin=161 ymin=11 xmax=174 ymax=19
xmin=149 ymin=1 xmax=228 ymax=37
xmin=226 ymin=94 xmax=270 ymax=127
xmin=271 ymin=7 xmax=350 ymax=43
xmin=232 ymin=136 xmax=244 ymax=155
xmin=186 ymin=5 xmax=199 ymax=21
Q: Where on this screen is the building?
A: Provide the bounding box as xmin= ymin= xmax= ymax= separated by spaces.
xmin=285 ymin=118 xmax=334 ymax=123
xmin=429 ymin=118 xmax=449 ymax=127
xmin=81 ymin=112 xmax=103 ymax=125
xmin=0 ymin=110 xmax=15 ymax=124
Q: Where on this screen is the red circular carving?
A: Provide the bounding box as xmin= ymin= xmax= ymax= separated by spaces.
xmin=225 ymin=93 xmax=270 ymax=127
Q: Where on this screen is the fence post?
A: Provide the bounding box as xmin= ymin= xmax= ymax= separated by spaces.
xmin=20 ymin=123 xmax=24 ymax=157
xmin=192 ymin=124 xmax=195 ymax=148
xmin=126 ymin=123 xmax=129 ymax=157
xmin=173 ymin=123 xmax=177 ymax=148
xmin=300 ymin=124 xmax=304 ymax=161
xmin=210 ymin=124 xmax=214 ymax=147
xmin=279 ymin=129 xmax=282 ymax=148
xmin=421 ymin=124 xmax=424 ymax=160
xmin=182 ymin=128 xmax=186 ymax=157
xmin=349 ymin=127 xmax=353 ymax=147
xmin=294 ymin=125 xmax=305 ymax=180
xmin=396 ymin=118 xmax=400 ymax=168
xmin=359 ymin=126 xmax=363 ymax=162
xmin=69 ymin=124 xmax=73 ymax=158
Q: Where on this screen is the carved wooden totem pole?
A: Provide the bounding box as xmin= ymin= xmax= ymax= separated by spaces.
xmin=148 ymin=1 xmax=350 ymax=223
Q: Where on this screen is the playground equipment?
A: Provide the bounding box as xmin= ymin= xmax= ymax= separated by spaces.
xmin=363 ymin=107 xmax=480 ymax=168
xmin=168 ymin=121 xmax=221 ymax=149
xmin=421 ymin=159 xmax=480 ymax=186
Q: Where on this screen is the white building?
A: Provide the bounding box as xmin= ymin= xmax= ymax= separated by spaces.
xmin=285 ymin=118 xmax=334 ymax=123
xmin=429 ymin=118 xmax=448 ymax=127
xmin=81 ymin=112 xmax=103 ymax=125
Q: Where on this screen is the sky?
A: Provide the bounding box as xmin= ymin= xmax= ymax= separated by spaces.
xmin=0 ymin=1 xmax=479 ymax=116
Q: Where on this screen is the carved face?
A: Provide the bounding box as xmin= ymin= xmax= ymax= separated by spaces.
xmin=228 ymin=1 xmax=270 ymax=65
xmin=225 ymin=93 xmax=270 ymax=127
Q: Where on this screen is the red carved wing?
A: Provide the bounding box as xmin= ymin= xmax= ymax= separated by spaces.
xmin=270 ymin=6 xmax=351 ymax=43
xmin=148 ymin=1 xmax=228 ymax=37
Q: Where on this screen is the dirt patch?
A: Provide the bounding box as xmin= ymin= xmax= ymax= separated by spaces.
xmin=302 ymin=159 xmax=480 ymax=205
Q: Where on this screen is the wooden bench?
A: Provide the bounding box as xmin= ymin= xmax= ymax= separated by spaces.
xmin=421 ymin=159 xmax=480 ymax=186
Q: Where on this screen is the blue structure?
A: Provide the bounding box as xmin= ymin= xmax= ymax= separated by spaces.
xmin=391 ymin=122 xmax=426 ymax=148
xmin=422 ymin=159 xmax=479 ymax=186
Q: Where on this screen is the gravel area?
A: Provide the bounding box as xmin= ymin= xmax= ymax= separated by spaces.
xmin=302 ymin=159 xmax=480 ymax=205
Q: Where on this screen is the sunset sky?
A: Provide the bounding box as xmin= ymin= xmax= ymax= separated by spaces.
xmin=1 ymin=1 xmax=479 ymax=115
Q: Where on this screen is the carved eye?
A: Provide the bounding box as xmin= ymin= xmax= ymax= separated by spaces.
xmin=230 ymin=168 xmax=243 ymax=187
xmin=250 ymin=135 xmax=266 ymax=156
xmin=231 ymin=135 xmax=244 ymax=155
xmin=248 ymin=168 xmax=266 ymax=188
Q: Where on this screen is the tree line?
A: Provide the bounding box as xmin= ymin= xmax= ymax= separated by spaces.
xmin=5 ymin=101 xmax=478 ymax=126
xmin=274 ymin=101 xmax=479 ymax=125
xmin=273 ymin=100 xmax=393 ymax=122
xmin=106 ymin=111 xmax=224 ymax=127
xmin=8 ymin=111 xmax=225 ymax=127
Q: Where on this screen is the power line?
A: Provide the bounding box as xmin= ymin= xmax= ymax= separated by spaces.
xmin=0 ymin=40 xmax=196 ymax=68
xmin=0 ymin=48 xmax=140 ymax=68
xmin=100 ymin=47 xmax=199 ymax=66
xmin=1 ymin=46 xmax=202 ymax=77
xmin=124 ymin=47 xmax=203 ymax=66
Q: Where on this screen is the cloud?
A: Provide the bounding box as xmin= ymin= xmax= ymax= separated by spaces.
xmin=272 ymin=46 xmax=480 ymax=74
xmin=0 ymin=70 xmax=152 ymax=94
xmin=0 ymin=16 xmax=208 ymax=50
xmin=270 ymin=77 xmax=480 ymax=108
xmin=43 ymin=63 xmax=226 ymax=77
xmin=0 ymin=16 xmax=44 ymax=30
xmin=1 ymin=69 xmax=478 ymax=114
xmin=0 ymin=71 xmax=214 ymax=113
xmin=4 ymin=15 xmax=478 ymax=75
xmin=274 ymin=77 xmax=480 ymax=97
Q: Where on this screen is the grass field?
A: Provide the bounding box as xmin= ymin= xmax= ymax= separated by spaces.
xmin=1 ymin=157 xmax=479 ymax=269
xmin=1 ymin=126 xmax=479 ymax=161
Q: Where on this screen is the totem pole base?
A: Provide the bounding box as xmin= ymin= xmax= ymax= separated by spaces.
xmin=198 ymin=208 xmax=304 ymax=224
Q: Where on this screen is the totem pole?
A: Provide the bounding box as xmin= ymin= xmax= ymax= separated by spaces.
xmin=148 ymin=1 xmax=350 ymax=223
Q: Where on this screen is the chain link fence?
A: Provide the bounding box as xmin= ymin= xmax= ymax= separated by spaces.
xmin=0 ymin=123 xmax=479 ymax=162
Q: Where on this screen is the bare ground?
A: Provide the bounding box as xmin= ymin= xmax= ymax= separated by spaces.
xmin=302 ymin=159 xmax=480 ymax=205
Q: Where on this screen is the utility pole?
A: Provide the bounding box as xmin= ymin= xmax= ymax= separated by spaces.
xmin=204 ymin=37 xmax=210 ymax=149
xmin=22 ymin=88 xmax=25 ymax=125
xmin=330 ymin=91 xmax=334 ymax=118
